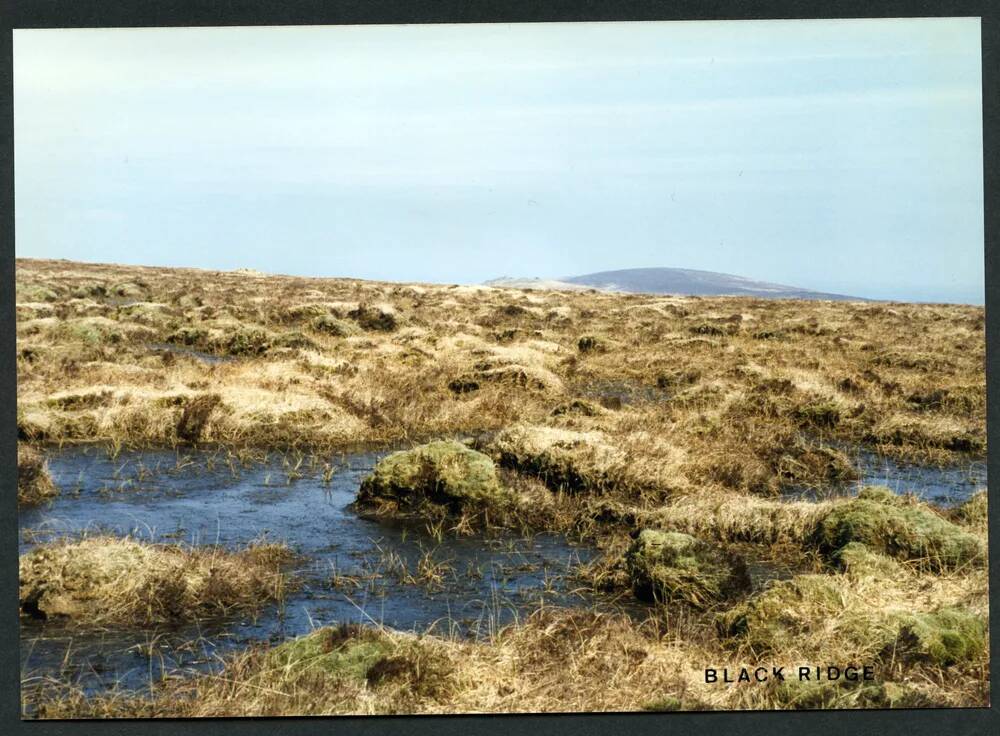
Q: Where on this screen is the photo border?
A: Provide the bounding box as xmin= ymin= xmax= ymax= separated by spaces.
xmin=2 ymin=2 xmax=997 ymax=734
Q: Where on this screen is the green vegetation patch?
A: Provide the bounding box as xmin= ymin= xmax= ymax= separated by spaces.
xmin=266 ymin=625 xmax=393 ymax=683
xmin=890 ymin=607 xmax=987 ymax=666
xmin=641 ymin=695 xmax=682 ymax=712
xmin=811 ymin=488 xmax=984 ymax=570
xmin=17 ymin=284 xmax=60 ymax=303
xmin=830 ymin=542 xmax=902 ymax=577
xmin=625 ymin=529 xmax=750 ymax=607
xmin=356 ymin=440 xmax=513 ymax=516
xmin=717 ymin=574 xmax=863 ymax=653
xmin=774 ymin=678 xmax=938 ymax=710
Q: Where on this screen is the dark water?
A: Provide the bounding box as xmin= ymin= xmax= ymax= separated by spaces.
xmin=19 ymin=446 xmax=606 ymax=696
xmin=20 ymin=442 xmax=986 ymax=700
xmin=146 ymin=343 xmax=233 ymax=365
xmin=782 ymin=446 xmax=986 ymax=506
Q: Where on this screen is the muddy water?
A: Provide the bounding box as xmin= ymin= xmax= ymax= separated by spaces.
xmin=19 ymin=446 xmax=609 ymax=696
xmin=783 ymin=446 xmax=986 ymax=506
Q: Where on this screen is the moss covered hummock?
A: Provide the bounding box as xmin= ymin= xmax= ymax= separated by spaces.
xmin=811 ymin=487 xmax=983 ymax=570
xmin=890 ymin=607 xmax=987 ymax=666
xmin=356 ymin=440 xmax=513 ymax=516
xmin=266 ymin=625 xmax=394 ymax=683
xmin=625 ymin=529 xmax=750 ymax=607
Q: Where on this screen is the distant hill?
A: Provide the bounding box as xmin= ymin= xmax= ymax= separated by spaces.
xmin=487 ymin=268 xmax=862 ymax=301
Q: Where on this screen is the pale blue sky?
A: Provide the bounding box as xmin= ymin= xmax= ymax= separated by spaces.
xmin=14 ymin=19 xmax=984 ymax=303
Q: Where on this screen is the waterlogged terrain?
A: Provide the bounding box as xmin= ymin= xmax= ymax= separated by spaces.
xmin=15 ymin=259 xmax=989 ymax=714
xmin=20 ymin=441 xmax=986 ymax=702
xmin=782 ymin=445 xmax=986 ymax=505
xmin=20 ymin=445 xmax=607 ymax=696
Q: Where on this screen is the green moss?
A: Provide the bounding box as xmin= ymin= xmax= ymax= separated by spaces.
xmin=812 ymin=492 xmax=984 ymax=570
xmin=265 ymin=625 xmax=392 ymax=682
xmin=890 ymin=607 xmax=987 ymax=666
xmin=831 ymin=542 xmax=902 ymax=576
xmin=625 ymin=530 xmax=750 ymax=607
xmin=774 ymin=678 xmax=936 ymax=710
xmin=856 ymin=485 xmax=905 ymax=505
xmin=56 ymin=320 xmax=125 ymax=345
xmin=356 ymin=440 xmax=512 ymax=515
xmin=641 ymin=695 xmax=682 ymax=711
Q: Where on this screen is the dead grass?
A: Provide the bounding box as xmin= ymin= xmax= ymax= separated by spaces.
xmin=19 ymin=535 xmax=296 ymax=624
xmin=17 ymin=443 xmax=58 ymax=506
xmin=14 ymin=258 xmax=990 ymax=714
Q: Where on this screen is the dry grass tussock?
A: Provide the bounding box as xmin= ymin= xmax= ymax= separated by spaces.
xmin=17 ymin=442 xmax=58 ymax=505
xmin=19 ymin=535 xmax=296 ymax=624
xmin=15 ymin=258 xmax=989 ymax=713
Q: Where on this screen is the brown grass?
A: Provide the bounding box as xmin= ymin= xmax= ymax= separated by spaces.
xmin=19 ymin=535 xmax=296 ymax=624
xmin=15 ymin=257 xmax=989 ymax=715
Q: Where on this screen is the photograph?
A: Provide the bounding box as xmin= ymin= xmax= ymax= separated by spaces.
xmin=13 ymin=16 xmax=989 ymax=718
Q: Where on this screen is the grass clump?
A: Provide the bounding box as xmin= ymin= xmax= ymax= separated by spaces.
xmin=356 ymin=440 xmax=514 ymax=518
xmin=266 ymin=625 xmax=393 ymax=683
xmin=487 ymin=424 xmax=634 ymax=495
xmin=951 ymin=490 xmax=987 ymax=529
xmin=17 ymin=443 xmax=58 ymax=506
xmin=773 ymin=678 xmax=937 ymax=710
xmin=625 ymin=529 xmax=750 ymax=607
xmin=716 ymin=574 xmax=883 ymax=656
xmin=176 ymin=393 xmax=223 ymax=443
xmin=830 ymin=542 xmax=902 ymax=576
xmin=310 ymin=314 xmax=356 ymax=336
xmin=349 ymin=304 xmax=397 ymax=332
xmin=890 ymin=607 xmax=987 ymax=666
xmin=641 ymin=695 xmax=682 ymax=711
xmin=217 ymin=327 xmax=271 ymax=356
xmin=19 ymin=536 xmax=295 ymax=624
xmin=811 ymin=488 xmax=984 ymax=570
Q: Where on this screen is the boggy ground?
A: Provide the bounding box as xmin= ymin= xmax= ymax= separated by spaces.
xmin=16 ymin=257 xmax=989 ymax=714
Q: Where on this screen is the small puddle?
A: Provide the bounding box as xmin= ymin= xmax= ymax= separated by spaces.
xmin=20 ymin=446 xmax=616 ymax=696
xmin=146 ymin=343 xmax=234 ymax=365
xmin=783 ymin=445 xmax=986 ymax=506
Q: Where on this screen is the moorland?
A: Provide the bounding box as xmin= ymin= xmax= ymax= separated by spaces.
xmin=15 ymin=257 xmax=989 ymax=715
